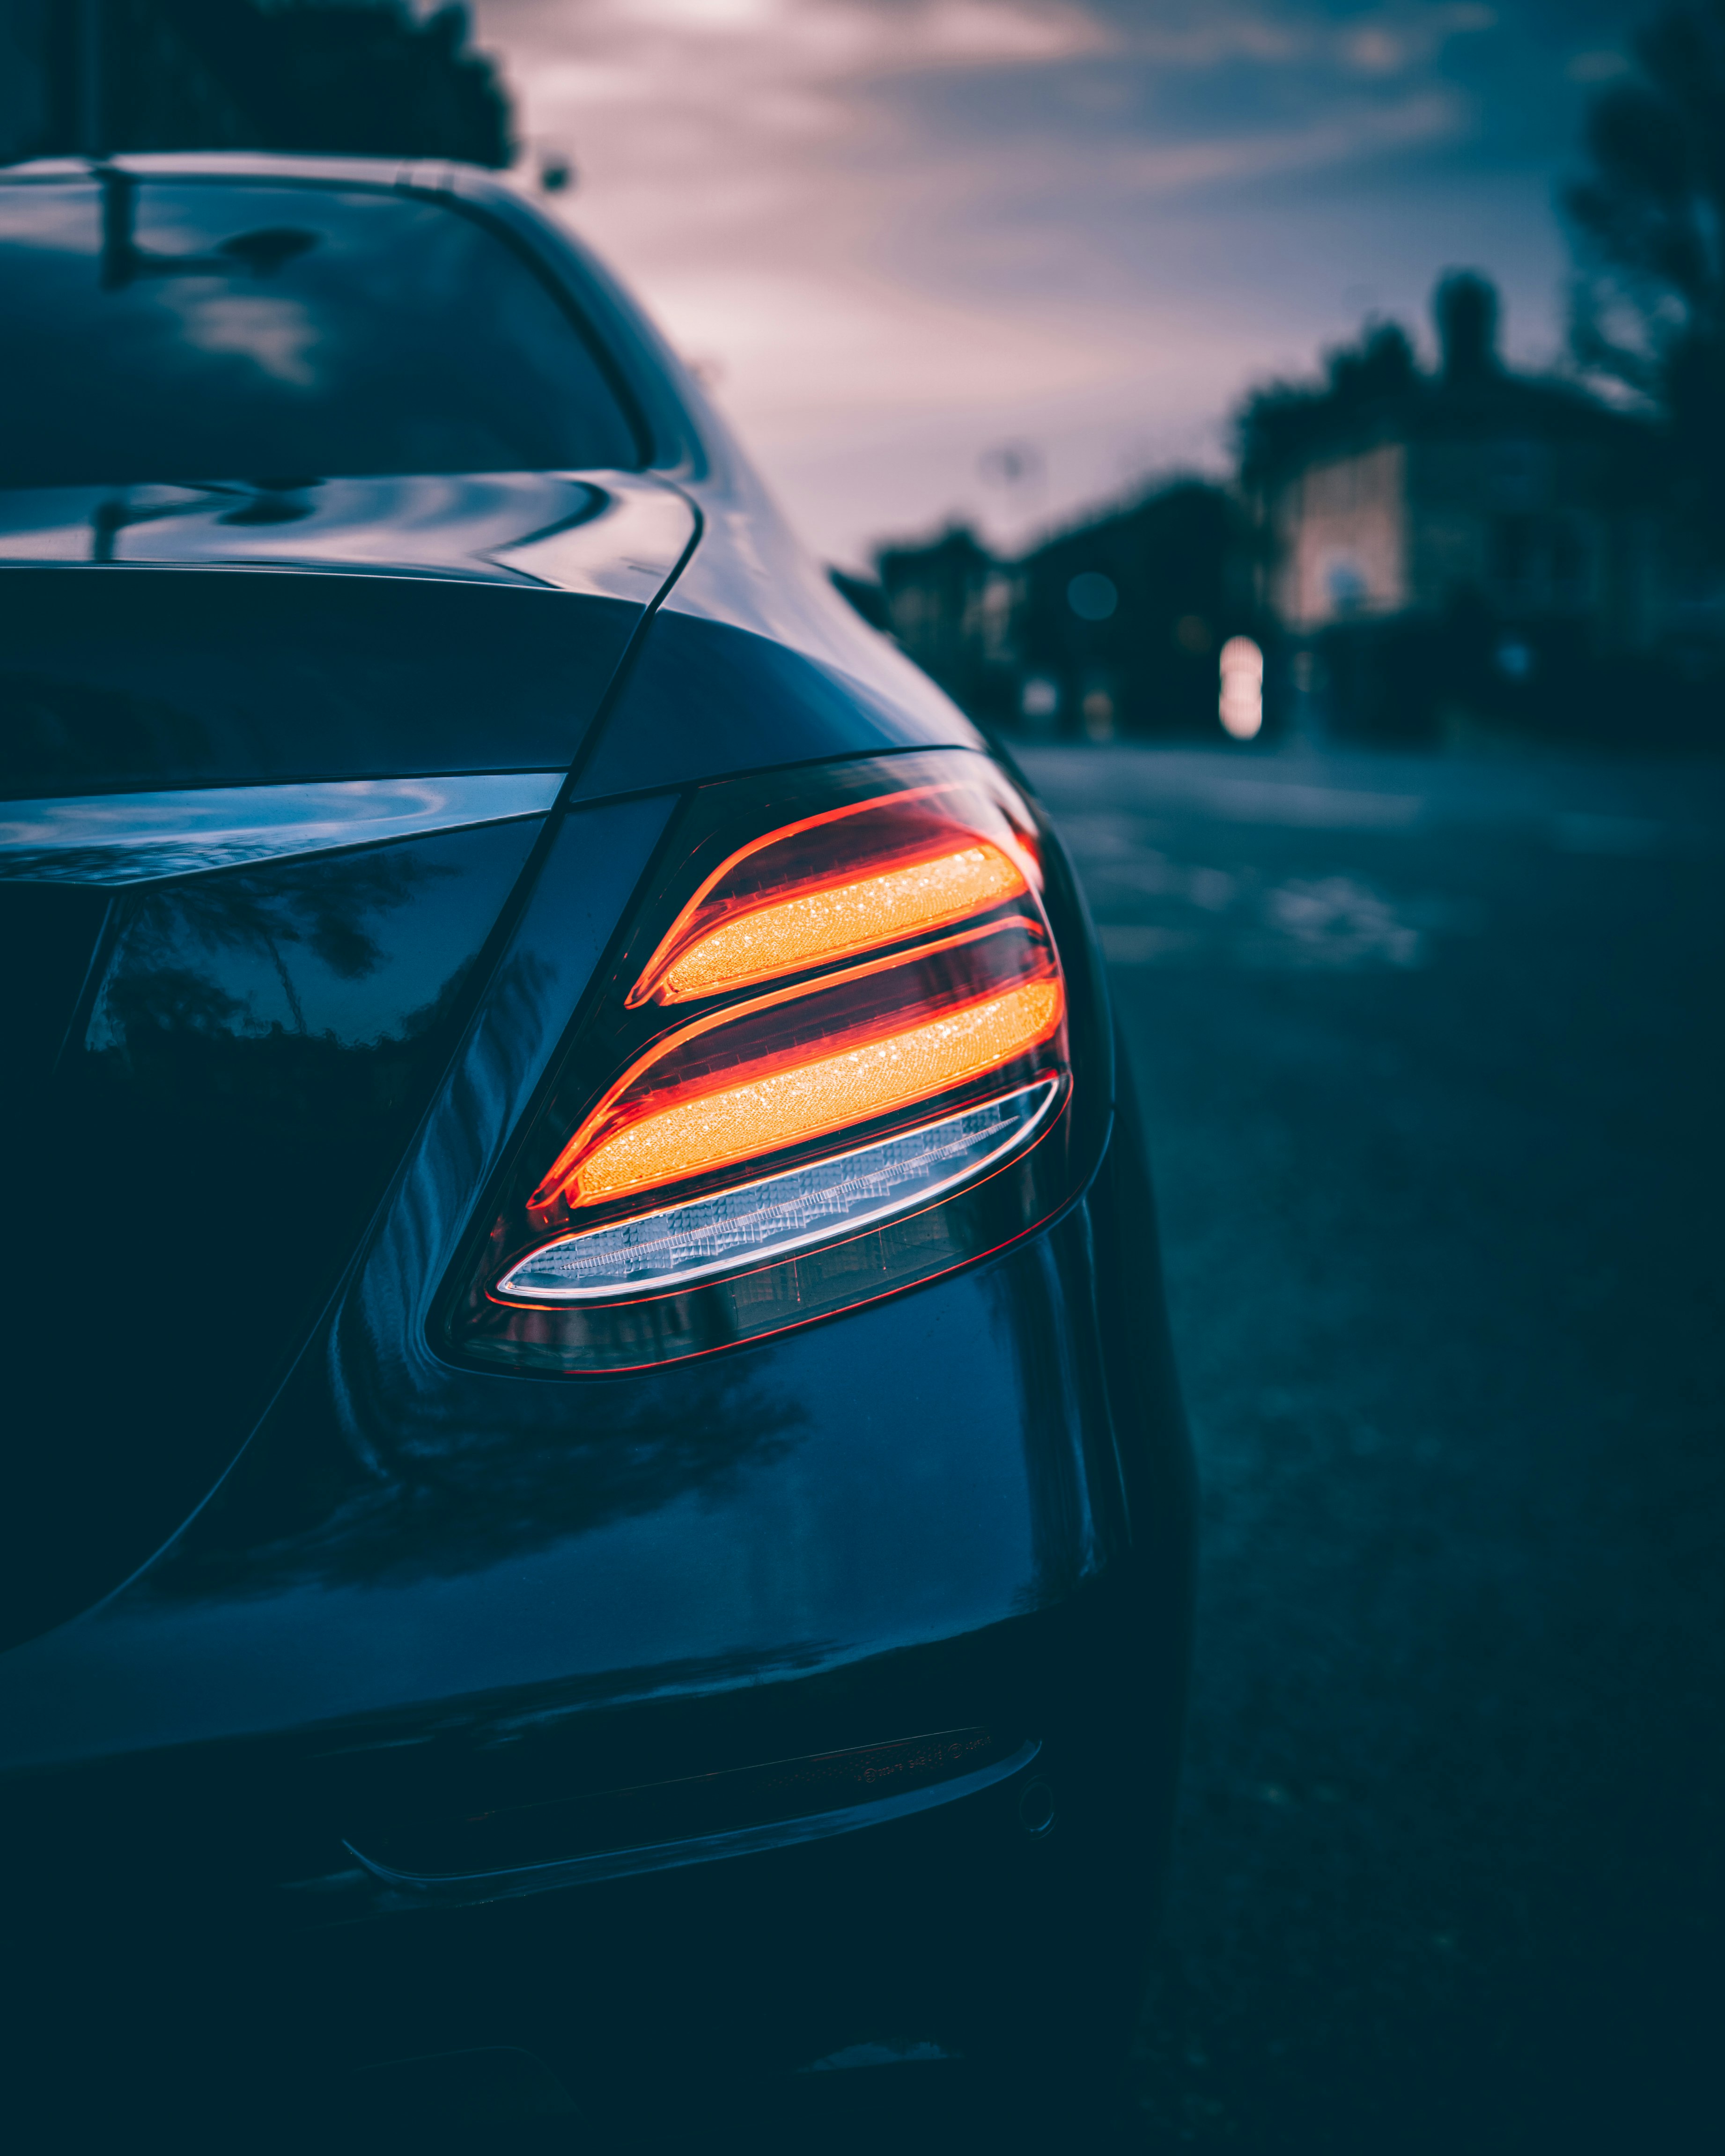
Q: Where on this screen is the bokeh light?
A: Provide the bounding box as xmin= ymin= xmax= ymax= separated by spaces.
xmin=1218 ymin=635 xmax=1264 ymax=740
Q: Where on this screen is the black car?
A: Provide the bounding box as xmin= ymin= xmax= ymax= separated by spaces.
xmin=0 ymin=153 xmax=1191 ymax=2146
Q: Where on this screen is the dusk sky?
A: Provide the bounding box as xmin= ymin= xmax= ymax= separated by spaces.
xmin=469 ymin=1 xmax=1653 ymax=569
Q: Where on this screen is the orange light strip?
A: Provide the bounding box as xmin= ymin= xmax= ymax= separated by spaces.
xmin=656 ymin=842 xmax=1028 ymax=1002
xmin=565 ymin=979 xmax=1063 ymax=1208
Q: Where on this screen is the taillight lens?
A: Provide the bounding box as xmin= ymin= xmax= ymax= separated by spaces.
xmin=442 ymin=751 xmax=1096 ymax=1374
xmin=627 ymin=785 xmax=1036 ymax=1006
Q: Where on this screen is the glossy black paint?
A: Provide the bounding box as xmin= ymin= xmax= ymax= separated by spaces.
xmin=571 ymin=609 xmax=986 ymax=798
xmin=0 ymin=153 xmax=1191 ymax=2141
xmin=0 ymin=562 xmax=638 ymax=795
xmin=0 ymin=816 xmax=543 ymax=1650
xmin=0 ymin=880 xmax=111 ymax=1082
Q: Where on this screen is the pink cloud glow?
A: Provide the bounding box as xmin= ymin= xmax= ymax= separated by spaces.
xmin=471 ymin=1 xmax=1605 ymax=566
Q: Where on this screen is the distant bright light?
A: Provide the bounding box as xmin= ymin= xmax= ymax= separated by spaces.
xmin=1495 ymin=637 xmax=1534 ymax=682
xmin=1020 ymin=674 xmax=1059 ymax=721
xmin=1081 ymin=685 xmax=1115 ymax=741
xmin=1068 ymin=571 xmax=1117 ymax=621
xmin=1220 ymin=636 xmax=1263 ymax=677
xmin=1219 ymin=634 xmax=1264 ymax=740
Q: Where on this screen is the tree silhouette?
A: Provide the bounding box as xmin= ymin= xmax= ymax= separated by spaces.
xmin=1235 ymin=321 xmax=1419 ymax=486
xmin=1564 ymin=1 xmax=1725 ymax=553
xmin=37 ymin=0 xmax=514 ymax=167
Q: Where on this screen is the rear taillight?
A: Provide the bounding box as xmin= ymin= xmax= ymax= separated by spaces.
xmin=442 ymin=751 xmax=1095 ymax=1373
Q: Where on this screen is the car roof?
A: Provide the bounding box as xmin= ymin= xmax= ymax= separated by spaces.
xmin=1 ymin=149 xmax=521 ymax=200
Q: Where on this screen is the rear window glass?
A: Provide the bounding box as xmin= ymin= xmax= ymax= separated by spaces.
xmin=0 ymin=178 xmax=641 ymax=487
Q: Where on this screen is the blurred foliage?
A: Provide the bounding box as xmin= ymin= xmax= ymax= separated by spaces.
xmin=1564 ymin=0 xmax=1725 ymax=555
xmin=870 ymin=482 xmax=1263 ymax=740
xmin=42 ymin=0 xmax=513 ymax=167
xmin=1234 ymin=321 xmax=1419 ymax=487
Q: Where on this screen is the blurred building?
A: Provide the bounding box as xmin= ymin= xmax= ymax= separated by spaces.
xmin=1244 ymin=273 xmax=1724 ymax=744
xmin=0 ymin=0 xmax=511 ymax=167
xmin=1011 ymin=481 xmax=1261 ymax=740
xmin=873 ymin=524 xmax=1008 ymax=724
xmin=874 ymin=480 xmax=1263 ymax=742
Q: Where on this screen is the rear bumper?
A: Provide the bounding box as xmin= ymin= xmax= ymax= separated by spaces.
xmin=0 ymin=1092 xmax=1191 ymax=2128
xmin=5 ymin=1573 xmax=1181 ymax=2134
xmin=290 ymin=1665 xmax=1115 ymax=2095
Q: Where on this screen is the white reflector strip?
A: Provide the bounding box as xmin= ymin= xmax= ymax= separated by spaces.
xmin=496 ymin=1081 xmax=1058 ymax=1302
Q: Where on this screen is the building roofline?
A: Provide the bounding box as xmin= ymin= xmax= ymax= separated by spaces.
xmin=1247 ymin=373 xmax=1656 ymax=488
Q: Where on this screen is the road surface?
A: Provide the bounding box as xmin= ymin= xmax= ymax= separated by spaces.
xmin=360 ymin=741 xmax=1724 ymax=2155
xmin=1017 ymin=739 xmax=1725 ymax=2155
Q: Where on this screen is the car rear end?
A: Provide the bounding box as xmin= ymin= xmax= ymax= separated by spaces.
xmin=0 ymin=154 xmax=1191 ymax=2143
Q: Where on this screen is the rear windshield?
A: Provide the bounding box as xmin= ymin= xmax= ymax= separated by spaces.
xmin=0 ymin=177 xmax=641 ymax=488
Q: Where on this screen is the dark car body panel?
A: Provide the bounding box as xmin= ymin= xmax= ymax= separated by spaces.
xmin=571 ymin=609 xmax=988 ymax=799
xmin=0 ymin=476 xmax=697 ymax=795
xmin=0 ymin=153 xmax=1190 ymax=2134
xmin=0 ymin=815 xmax=548 ymax=1651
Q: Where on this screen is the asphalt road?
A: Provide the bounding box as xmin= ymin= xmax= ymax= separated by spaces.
xmin=1014 ymin=739 xmax=1725 ymax=2156
xmin=339 ymin=741 xmax=1724 ymax=2156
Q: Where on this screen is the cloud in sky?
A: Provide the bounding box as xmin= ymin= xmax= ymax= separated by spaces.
xmin=470 ymin=0 xmax=1651 ymax=565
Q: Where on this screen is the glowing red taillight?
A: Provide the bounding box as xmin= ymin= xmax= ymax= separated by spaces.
xmin=649 ymin=839 xmax=1026 ymax=1003
xmin=627 ymin=784 xmax=1039 ymax=1007
xmin=444 ymin=753 xmax=1089 ymax=1374
xmin=532 ymin=971 xmax=1063 ymax=1218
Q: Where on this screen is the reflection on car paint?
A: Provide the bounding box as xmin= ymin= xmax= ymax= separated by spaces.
xmin=0 ymin=471 xmax=697 ymax=601
xmin=0 ymin=771 xmax=564 ymax=885
xmin=0 ymin=817 xmax=541 ymax=1652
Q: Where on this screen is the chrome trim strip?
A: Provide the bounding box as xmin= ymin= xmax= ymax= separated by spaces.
xmin=0 ymin=772 xmax=565 ymax=884
xmin=335 ymin=1739 xmax=1042 ymax=1913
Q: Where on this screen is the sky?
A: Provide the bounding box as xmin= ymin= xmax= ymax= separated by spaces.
xmin=466 ymin=0 xmax=1655 ymax=569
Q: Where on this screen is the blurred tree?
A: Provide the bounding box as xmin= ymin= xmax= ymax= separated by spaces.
xmin=26 ymin=0 xmax=513 ymax=167
xmin=1564 ymin=0 xmax=1725 ymax=554
xmin=1235 ymin=321 xmax=1418 ymax=486
xmin=259 ymin=0 xmax=511 ymax=165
